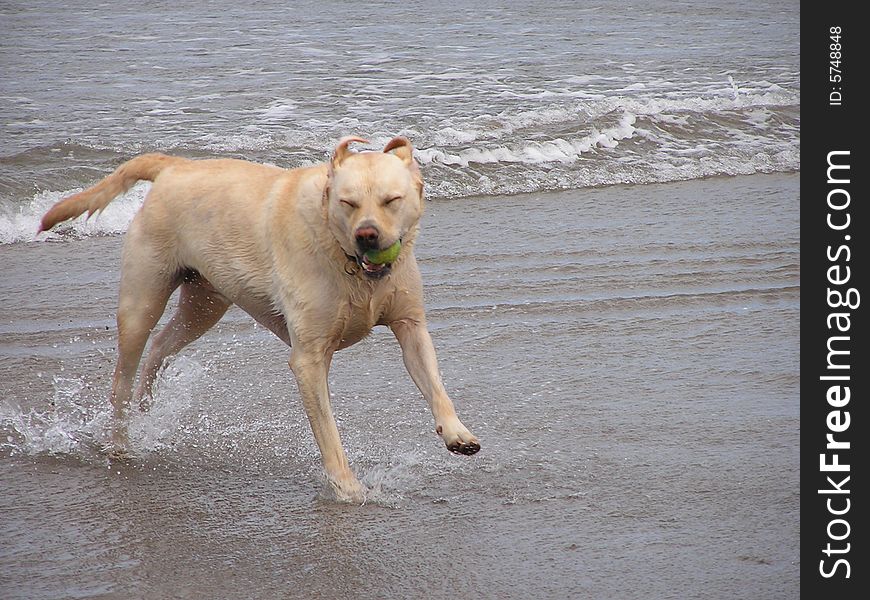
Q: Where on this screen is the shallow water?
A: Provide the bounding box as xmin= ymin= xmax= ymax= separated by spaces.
xmin=1 ymin=174 xmax=799 ymax=598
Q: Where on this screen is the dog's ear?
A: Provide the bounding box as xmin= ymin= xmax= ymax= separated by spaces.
xmin=331 ymin=136 xmax=369 ymax=170
xmin=383 ymin=136 xmax=415 ymax=165
xmin=384 ymin=136 xmax=423 ymax=196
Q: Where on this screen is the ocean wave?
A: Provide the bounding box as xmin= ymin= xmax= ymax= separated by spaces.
xmin=0 ymin=183 xmax=149 ymax=244
xmin=419 ymin=149 xmax=799 ymax=199
xmin=417 ymin=112 xmax=637 ymax=167
xmin=0 ymin=81 xmax=799 ymax=245
xmin=448 ymin=84 xmax=795 ymax=138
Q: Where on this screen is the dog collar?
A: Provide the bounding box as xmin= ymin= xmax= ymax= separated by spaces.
xmin=343 ymin=252 xmax=362 ymax=276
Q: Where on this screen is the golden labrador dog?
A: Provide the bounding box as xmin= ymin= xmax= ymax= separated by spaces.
xmin=39 ymin=136 xmax=480 ymax=500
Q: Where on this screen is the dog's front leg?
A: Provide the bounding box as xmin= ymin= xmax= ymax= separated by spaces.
xmin=390 ymin=318 xmax=481 ymax=455
xmin=288 ymin=347 xmax=366 ymax=502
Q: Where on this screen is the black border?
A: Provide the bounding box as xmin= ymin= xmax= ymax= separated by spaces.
xmin=802 ymin=4 xmax=867 ymax=596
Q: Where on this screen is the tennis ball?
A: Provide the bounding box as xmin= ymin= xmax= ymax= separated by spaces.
xmin=364 ymin=239 xmax=401 ymax=264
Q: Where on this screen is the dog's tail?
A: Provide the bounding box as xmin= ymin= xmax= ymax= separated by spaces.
xmin=38 ymin=153 xmax=181 ymax=233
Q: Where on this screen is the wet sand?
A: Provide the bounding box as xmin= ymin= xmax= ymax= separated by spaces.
xmin=1 ymin=174 xmax=799 ymax=599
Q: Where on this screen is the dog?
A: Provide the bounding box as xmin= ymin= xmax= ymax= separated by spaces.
xmin=39 ymin=136 xmax=480 ymax=500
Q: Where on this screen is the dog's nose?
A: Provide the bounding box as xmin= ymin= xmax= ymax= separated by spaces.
xmin=355 ymin=225 xmax=380 ymax=250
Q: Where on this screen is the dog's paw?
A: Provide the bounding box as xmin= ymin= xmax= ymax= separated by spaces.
xmin=101 ymin=427 xmax=133 ymax=460
xmin=101 ymin=443 xmax=133 ymax=461
xmin=325 ymin=472 xmax=369 ymax=505
xmin=447 ymin=438 xmax=481 ymax=455
xmin=437 ymin=421 xmax=481 ymax=456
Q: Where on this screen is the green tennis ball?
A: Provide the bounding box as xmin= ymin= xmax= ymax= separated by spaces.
xmin=364 ymin=239 xmax=401 ymax=264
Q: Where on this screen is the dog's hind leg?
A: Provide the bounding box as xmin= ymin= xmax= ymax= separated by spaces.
xmin=108 ymin=236 xmax=178 ymax=454
xmin=135 ymin=273 xmax=231 ymax=407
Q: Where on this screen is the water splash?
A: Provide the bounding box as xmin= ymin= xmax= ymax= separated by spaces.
xmin=0 ymin=375 xmax=110 ymax=456
xmin=127 ymin=356 xmax=207 ymax=454
xmin=360 ymin=450 xmax=428 ymax=501
xmin=308 ymin=450 xmax=429 ymax=506
xmin=0 ymin=356 xmax=207 ymax=458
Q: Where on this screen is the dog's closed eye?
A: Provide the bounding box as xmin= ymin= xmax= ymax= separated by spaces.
xmin=384 ymin=195 xmax=402 ymax=206
xmin=340 ymin=199 xmax=359 ymax=209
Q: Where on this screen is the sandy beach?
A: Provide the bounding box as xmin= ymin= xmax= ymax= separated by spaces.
xmin=1 ymin=173 xmax=799 ymax=599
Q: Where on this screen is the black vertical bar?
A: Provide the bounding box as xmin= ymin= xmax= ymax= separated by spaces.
xmin=802 ymin=3 xmax=867 ymax=597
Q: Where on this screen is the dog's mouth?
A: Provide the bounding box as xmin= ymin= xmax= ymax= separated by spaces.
xmin=357 ymin=254 xmax=392 ymax=278
xmin=343 ymin=236 xmax=403 ymax=279
xmin=349 ymin=237 xmax=402 ymax=279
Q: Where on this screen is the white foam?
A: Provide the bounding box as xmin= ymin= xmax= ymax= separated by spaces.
xmin=430 ymin=126 xmax=480 ymax=146
xmin=592 ymin=86 xmax=798 ymax=120
xmin=257 ymin=101 xmax=298 ymax=121
xmin=417 ymin=111 xmax=637 ymax=167
xmin=0 ymin=181 xmax=150 ymax=244
xmin=745 ymin=108 xmax=773 ymax=128
xmin=416 ymin=82 xmax=797 ymax=152
xmin=728 ymin=75 xmax=740 ymax=100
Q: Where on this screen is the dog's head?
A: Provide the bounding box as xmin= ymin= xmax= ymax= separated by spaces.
xmin=324 ymin=136 xmax=424 ymax=279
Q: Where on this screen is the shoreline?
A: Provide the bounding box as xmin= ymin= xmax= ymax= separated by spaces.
xmin=1 ymin=170 xmax=800 ymax=247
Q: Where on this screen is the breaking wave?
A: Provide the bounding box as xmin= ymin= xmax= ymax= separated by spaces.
xmin=0 ymin=82 xmax=798 ymax=245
